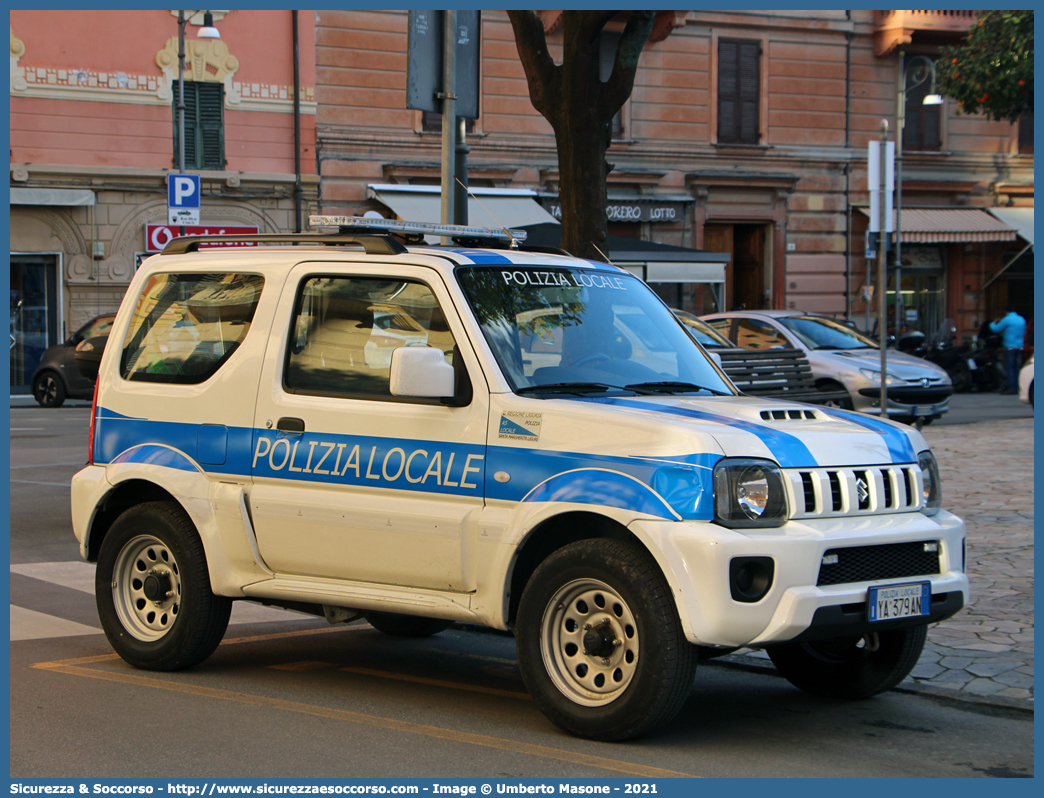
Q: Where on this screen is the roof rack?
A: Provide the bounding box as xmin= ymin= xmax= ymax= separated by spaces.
xmin=310 ymin=215 xmax=528 ymax=247
xmin=160 ymin=233 xmax=407 ymax=256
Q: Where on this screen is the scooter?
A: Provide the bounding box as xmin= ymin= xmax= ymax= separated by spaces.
xmin=897 ymin=320 xmax=994 ymax=394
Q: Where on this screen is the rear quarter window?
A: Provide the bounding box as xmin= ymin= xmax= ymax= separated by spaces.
xmin=120 ymin=272 xmax=264 ymax=384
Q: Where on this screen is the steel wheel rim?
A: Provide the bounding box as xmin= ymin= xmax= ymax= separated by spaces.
xmin=539 ymin=578 xmax=639 ymax=707
xmin=111 ymin=534 xmax=182 ymax=642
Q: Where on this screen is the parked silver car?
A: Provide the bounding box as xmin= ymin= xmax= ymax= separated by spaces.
xmin=702 ymin=310 xmax=953 ymax=424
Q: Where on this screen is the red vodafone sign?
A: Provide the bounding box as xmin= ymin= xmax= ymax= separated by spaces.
xmin=145 ymin=224 xmax=260 ymax=253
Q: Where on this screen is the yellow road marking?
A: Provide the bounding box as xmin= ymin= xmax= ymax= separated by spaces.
xmin=341 ymin=665 xmax=531 ymax=700
xmin=36 ymin=663 xmax=694 ymax=778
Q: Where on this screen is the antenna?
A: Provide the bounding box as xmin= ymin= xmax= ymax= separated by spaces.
xmin=455 ymin=178 xmax=521 ymax=249
xmin=591 ymin=241 xmax=614 ymax=264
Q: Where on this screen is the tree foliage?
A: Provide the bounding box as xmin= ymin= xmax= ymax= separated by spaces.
xmin=935 ymin=11 xmax=1033 ymax=123
xmin=508 ymin=11 xmax=655 ymax=262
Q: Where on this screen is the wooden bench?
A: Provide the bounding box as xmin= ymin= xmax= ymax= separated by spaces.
xmin=715 ymin=347 xmax=851 ymax=405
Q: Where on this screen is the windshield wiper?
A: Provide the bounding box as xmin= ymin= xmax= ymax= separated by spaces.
xmin=515 ymin=382 xmax=626 ymax=396
xmin=624 ymin=381 xmax=730 ymax=396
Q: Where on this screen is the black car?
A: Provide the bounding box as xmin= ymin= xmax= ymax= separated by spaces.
xmin=30 ymin=313 xmax=115 ymax=407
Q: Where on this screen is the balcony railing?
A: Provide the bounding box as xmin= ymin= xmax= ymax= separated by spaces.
xmin=874 ymin=10 xmax=978 ymax=56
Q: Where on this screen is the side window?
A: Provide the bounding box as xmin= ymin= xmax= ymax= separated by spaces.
xmin=706 ymin=318 xmax=734 ymax=340
xmin=120 ymin=273 xmax=264 ymax=383
xmin=733 ymin=318 xmax=789 ymax=350
xmin=286 ymin=276 xmax=457 ymax=400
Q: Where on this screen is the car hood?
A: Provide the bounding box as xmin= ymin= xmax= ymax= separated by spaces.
xmin=808 ymin=348 xmax=951 ymax=381
xmin=528 ymin=394 xmax=927 ymax=470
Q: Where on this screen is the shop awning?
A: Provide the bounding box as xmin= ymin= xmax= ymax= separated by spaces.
xmin=518 ymin=223 xmax=730 ymax=284
xmin=367 ymin=184 xmax=558 ymax=229
xmin=10 ymin=187 xmax=95 ymax=206
xmin=858 ymin=207 xmax=1017 ymax=243
xmin=986 ymin=207 xmax=1033 ymax=247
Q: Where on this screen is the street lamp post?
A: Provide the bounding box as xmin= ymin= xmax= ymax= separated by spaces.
xmin=175 ymin=11 xmax=220 ymax=233
xmin=895 ymin=52 xmax=944 ymax=337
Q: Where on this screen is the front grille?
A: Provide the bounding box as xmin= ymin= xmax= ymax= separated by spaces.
xmin=817 ymin=540 xmax=941 ymax=586
xmin=785 ymin=465 xmax=922 ymax=518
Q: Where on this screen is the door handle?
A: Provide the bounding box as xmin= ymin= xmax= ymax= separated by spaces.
xmin=276 ymin=417 xmax=305 ymax=433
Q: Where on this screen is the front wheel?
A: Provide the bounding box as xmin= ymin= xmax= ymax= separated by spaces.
xmin=515 ymin=539 xmax=696 ymax=741
xmin=766 ymin=625 xmax=927 ymax=699
xmin=95 ymin=502 xmax=231 ymax=671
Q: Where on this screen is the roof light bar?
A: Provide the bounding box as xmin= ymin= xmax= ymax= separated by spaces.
xmin=309 ymin=215 xmax=527 ymax=243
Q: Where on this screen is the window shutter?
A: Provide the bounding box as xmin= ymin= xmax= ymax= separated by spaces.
xmin=718 ymin=39 xmax=760 ymax=144
xmin=196 ymin=83 xmax=224 ymax=169
xmin=173 ymin=81 xmax=225 ymax=170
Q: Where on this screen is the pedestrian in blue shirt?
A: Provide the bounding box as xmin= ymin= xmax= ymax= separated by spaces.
xmin=989 ymin=305 xmax=1027 ymax=394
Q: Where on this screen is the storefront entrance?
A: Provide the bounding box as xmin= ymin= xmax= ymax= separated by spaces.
xmin=10 ymin=254 xmax=60 ymax=392
xmin=703 ymin=223 xmax=769 ymax=310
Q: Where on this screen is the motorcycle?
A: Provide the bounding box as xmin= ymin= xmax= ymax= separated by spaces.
xmin=897 ymin=320 xmax=1004 ymax=393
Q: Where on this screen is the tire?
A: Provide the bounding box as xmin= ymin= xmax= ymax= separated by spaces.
xmin=365 ymin=611 xmax=453 ymax=638
xmin=515 ymin=539 xmax=696 ymax=741
xmin=816 ymin=381 xmax=853 ymax=410
xmin=32 ymin=371 xmax=66 ymax=408
xmin=766 ymin=625 xmax=927 ymax=699
xmin=95 ymin=501 xmax=231 ymax=671
xmin=949 ymin=363 xmax=972 ymax=393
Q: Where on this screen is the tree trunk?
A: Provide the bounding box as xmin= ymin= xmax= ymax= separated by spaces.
xmin=509 ymin=11 xmax=654 ymax=262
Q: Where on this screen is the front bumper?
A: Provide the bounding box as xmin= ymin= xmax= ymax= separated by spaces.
xmin=854 ymin=385 xmax=953 ymax=418
xmin=632 ymin=508 xmax=967 ymax=648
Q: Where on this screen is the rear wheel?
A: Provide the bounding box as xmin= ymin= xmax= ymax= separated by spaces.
xmin=515 ymin=539 xmax=696 ymax=741
xmin=32 ymin=371 xmax=66 ymax=408
xmin=766 ymin=625 xmax=927 ymax=699
xmin=96 ymin=502 xmax=231 ymax=671
xmin=949 ymin=363 xmax=972 ymax=393
xmin=365 ymin=612 xmax=453 ymax=638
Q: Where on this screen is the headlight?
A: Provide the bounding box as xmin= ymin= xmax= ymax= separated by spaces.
xmin=714 ymin=458 xmax=788 ymax=528
xmin=859 ymin=368 xmax=904 ymax=385
xmin=917 ymin=450 xmax=942 ymax=516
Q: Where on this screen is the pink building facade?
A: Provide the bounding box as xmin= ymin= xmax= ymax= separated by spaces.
xmin=10 ymin=10 xmax=318 ymax=391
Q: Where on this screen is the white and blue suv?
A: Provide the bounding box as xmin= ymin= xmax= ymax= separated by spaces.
xmin=71 ymin=217 xmax=968 ymax=740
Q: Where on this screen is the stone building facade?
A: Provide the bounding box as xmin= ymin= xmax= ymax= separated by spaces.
xmin=10 ymin=10 xmax=1032 ymax=392
xmin=312 ymin=9 xmax=1032 ymax=340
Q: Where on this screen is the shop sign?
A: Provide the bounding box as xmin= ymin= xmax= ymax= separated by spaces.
xmin=145 ymin=224 xmax=260 ymax=252
xmin=543 ymin=201 xmax=685 ymax=223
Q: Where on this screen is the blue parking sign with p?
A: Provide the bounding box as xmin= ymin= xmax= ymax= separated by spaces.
xmin=168 ymin=173 xmax=201 ymax=225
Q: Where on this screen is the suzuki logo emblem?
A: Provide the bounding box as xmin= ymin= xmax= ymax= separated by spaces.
xmin=856 ymin=477 xmax=869 ymax=503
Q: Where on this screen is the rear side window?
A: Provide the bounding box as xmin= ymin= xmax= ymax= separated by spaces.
xmin=120 ymin=273 xmax=264 ymax=384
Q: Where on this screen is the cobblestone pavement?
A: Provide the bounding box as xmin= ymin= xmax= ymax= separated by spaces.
xmin=722 ymin=417 xmax=1034 ymax=712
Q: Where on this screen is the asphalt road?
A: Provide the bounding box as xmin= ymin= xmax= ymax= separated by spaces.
xmin=8 ymin=404 xmax=1034 ymax=780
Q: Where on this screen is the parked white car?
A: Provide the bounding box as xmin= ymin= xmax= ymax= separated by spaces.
xmin=1018 ymin=357 xmax=1033 ymax=408
xmin=703 ymin=310 xmax=953 ymax=424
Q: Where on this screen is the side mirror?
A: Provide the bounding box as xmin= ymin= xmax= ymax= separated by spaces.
xmin=709 ymin=352 xmax=722 ymax=367
xmin=389 ymin=346 xmax=455 ymax=398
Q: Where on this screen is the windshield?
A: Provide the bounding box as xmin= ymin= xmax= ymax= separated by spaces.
xmin=778 ymin=316 xmax=878 ymax=351
xmin=456 ymin=266 xmax=733 ymax=396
